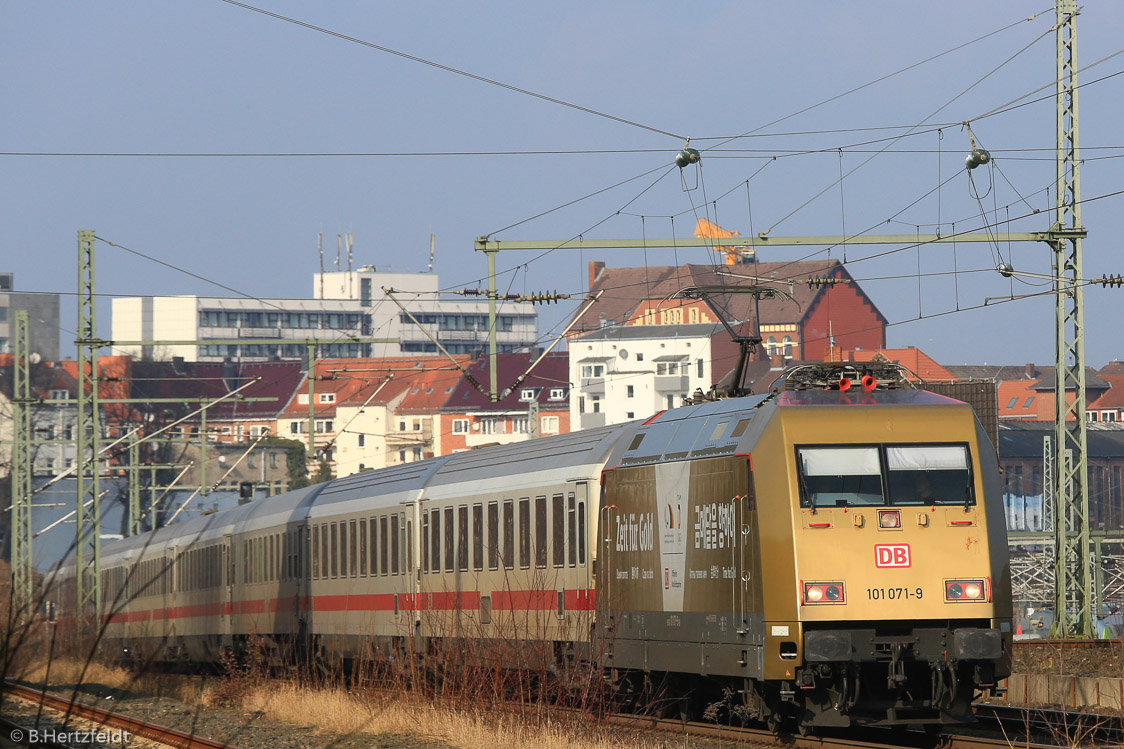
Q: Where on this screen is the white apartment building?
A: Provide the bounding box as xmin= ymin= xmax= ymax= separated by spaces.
xmin=112 ymin=267 xmax=537 ymax=361
xmin=569 ymin=324 xmax=724 ymax=430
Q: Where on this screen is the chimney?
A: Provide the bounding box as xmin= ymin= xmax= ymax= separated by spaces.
xmin=1025 ymin=362 xmax=1036 ymax=379
xmin=588 ymin=260 xmax=606 ymax=290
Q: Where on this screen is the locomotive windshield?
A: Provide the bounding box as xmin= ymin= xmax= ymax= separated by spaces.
xmin=797 ymin=443 xmax=974 ymax=508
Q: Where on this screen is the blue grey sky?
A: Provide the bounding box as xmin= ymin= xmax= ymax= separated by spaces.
xmin=4 ymin=2 xmax=1124 ymax=367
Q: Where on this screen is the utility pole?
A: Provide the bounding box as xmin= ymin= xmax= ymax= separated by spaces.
xmin=10 ymin=310 xmax=34 ymax=618
xmin=75 ymin=229 xmax=103 ymax=622
xmin=1049 ymin=0 xmax=1095 ymax=638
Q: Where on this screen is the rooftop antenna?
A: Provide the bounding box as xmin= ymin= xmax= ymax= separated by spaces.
xmin=318 ymin=233 xmax=324 ymax=298
xmin=346 ymin=232 xmax=354 ymax=272
xmin=428 ymin=233 xmax=435 ymax=272
xmin=336 ymin=234 xmax=341 ymax=271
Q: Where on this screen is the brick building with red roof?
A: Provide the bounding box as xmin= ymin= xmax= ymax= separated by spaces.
xmin=572 ymin=260 xmax=887 ymax=365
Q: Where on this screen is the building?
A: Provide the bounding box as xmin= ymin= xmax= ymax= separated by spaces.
xmin=570 ymin=260 xmax=886 ymax=362
xmin=568 ymin=323 xmax=728 ymax=430
xmin=435 ymin=352 xmax=570 ymax=452
xmin=112 ymin=266 xmax=538 ymax=362
xmin=0 ymin=355 xmax=78 ymax=478
xmin=0 ymin=273 xmax=60 ymax=361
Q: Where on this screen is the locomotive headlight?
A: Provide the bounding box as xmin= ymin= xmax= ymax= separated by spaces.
xmin=878 ymin=510 xmax=901 ymax=529
xmin=945 ymin=579 xmax=986 ymax=602
xmin=803 ymin=581 xmax=845 ymax=604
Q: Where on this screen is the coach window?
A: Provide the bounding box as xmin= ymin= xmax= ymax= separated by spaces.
xmin=431 ymin=510 xmax=441 ymax=572
xmin=472 ymin=504 xmax=484 ymax=571
xmin=457 ymin=506 xmax=469 ymax=571
xmin=380 ymin=516 xmax=389 ymax=576
xmin=339 ymin=522 xmax=349 ymax=579
xmin=886 ymin=445 xmax=974 ymax=506
xmin=444 ymin=507 xmax=455 ymax=573
xmin=567 ymin=493 xmax=577 ymax=567
xmin=518 ymin=498 xmax=531 ymax=569
xmin=349 ymin=520 xmax=358 ymax=577
xmin=552 ymin=494 xmax=565 ymax=567
xmin=578 ymin=499 xmax=587 ymax=565
xmin=244 ymin=541 xmax=250 ymax=582
xmin=487 ymin=502 xmax=499 ymax=570
xmin=373 ymin=517 xmax=382 ymax=573
xmin=320 ymin=526 xmax=329 ymax=580
xmin=503 ymin=500 xmax=514 ymax=570
xmin=406 ymin=517 xmax=413 ymax=573
xmin=797 ymin=446 xmax=884 ymax=508
xmin=359 ymin=518 xmax=368 ymax=577
xmin=391 ymin=515 xmax=401 ymax=575
xmin=422 ymin=512 xmax=430 ymax=573
xmin=331 ymin=522 xmax=340 ymax=578
xmin=535 ymin=496 xmax=548 ymax=569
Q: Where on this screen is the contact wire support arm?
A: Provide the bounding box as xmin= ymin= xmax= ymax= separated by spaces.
xmin=503 ymin=290 xmax=603 ymax=398
xmin=383 ymin=287 xmax=486 ymax=393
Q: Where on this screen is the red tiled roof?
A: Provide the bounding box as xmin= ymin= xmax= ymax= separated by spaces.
xmin=445 ymin=352 xmax=569 ymax=413
xmin=1090 ymin=374 xmax=1124 ymax=410
xmin=572 ymin=261 xmax=886 ymax=333
xmin=844 ymin=348 xmax=956 ymax=382
xmin=998 ymin=379 xmax=1041 ymax=419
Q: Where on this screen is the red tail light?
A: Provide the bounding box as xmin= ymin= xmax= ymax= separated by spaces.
xmin=945 ymin=579 xmax=987 ymax=602
xmin=803 ymin=581 xmax=845 ymax=604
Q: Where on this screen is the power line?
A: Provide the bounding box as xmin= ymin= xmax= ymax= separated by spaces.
xmin=218 ymin=0 xmax=685 ymax=141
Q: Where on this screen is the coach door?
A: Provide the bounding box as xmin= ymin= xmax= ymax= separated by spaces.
xmin=221 ymin=535 xmax=233 ymax=641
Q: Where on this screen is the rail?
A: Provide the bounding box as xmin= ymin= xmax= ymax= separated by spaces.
xmin=2 ymin=681 xmax=235 ymax=749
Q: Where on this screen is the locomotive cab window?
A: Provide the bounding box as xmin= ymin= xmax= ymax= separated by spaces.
xmin=798 ymin=447 xmax=884 ymax=507
xmin=886 ymin=445 xmax=974 ymax=506
xmin=797 ymin=443 xmax=974 ymax=508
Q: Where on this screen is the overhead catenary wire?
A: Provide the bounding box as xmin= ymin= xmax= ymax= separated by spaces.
xmin=218 ymin=0 xmax=685 ymax=141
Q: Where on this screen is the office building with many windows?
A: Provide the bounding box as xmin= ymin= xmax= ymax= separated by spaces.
xmin=112 ymin=267 xmax=537 ymax=362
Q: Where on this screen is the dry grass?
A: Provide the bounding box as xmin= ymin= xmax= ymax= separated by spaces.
xmin=236 ymin=680 xmax=663 ymax=749
xmin=15 ymin=656 xmax=203 ymax=704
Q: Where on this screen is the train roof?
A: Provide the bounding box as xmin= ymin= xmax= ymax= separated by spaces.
xmin=615 ymin=394 xmax=771 ymax=468
xmin=775 ymin=388 xmax=967 ymax=408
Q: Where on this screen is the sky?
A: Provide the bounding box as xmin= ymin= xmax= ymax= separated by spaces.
xmin=4 ymin=1 xmax=1124 ymax=368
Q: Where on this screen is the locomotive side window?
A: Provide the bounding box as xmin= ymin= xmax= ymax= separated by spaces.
xmin=488 ymin=502 xmax=499 ymax=570
xmin=503 ymin=500 xmax=514 ymax=570
xmin=519 ymin=499 xmax=531 ymax=569
xmin=886 ymin=445 xmax=974 ymax=506
xmin=798 ymin=447 xmax=884 ymax=507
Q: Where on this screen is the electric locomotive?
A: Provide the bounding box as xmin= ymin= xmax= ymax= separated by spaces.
xmin=598 ymin=363 xmax=1012 ymax=729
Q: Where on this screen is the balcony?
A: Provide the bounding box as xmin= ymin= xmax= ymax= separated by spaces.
xmin=581 ymin=377 xmax=606 ymax=396
xmin=580 ymin=412 xmax=607 ymax=429
xmin=654 ymin=374 xmax=689 ymax=392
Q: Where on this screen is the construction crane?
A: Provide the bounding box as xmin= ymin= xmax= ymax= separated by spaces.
xmin=694 ymin=218 xmax=755 ymax=265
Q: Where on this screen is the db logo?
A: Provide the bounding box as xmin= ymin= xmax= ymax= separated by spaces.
xmin=874 ymin=544 xmax=911 ymax=568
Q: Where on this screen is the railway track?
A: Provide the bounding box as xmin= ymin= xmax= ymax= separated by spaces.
xmin=1 ymin=682 xmax=234 ymax=749
xmin=1013 ymin=638 xmax=1124 ymax=650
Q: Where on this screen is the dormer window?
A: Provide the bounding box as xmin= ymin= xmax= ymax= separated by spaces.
xmin=519 ymin=388 xmax=537 ymax=401
xmin=549 ymin=388 xmax=565 ymax=401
